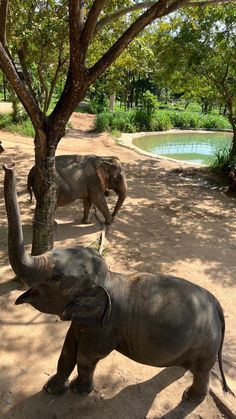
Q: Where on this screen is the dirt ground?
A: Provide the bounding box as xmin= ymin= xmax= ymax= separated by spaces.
xmin=0 ymin=104 xmax=236 ymax=418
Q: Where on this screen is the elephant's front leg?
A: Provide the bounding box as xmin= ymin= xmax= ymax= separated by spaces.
xmin=91 ymin=193 xmax=112 ymax=224
xmin=44 ymin=324 xmax=77 ymax=395
xmin=70 ymin=352 xmax=98 ymax=395
xmin=82 ymin=197 xmax=92 ymax=223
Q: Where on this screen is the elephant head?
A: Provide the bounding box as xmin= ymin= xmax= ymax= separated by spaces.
xmin=3 ymin=163 xmax=109 ymax=316
xmin=97 ymin=156 xmax=127 ymax=217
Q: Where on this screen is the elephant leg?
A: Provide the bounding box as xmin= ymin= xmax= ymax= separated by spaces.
xmin=82 ymin=198 xmax=92 ymax=223
xmin=91 ymin=193 xmax=112 ymax=224
xmin=44 ymin=324 xmax=77 ymax=395
xmin=183 ymin=369 xmax=210 ymax=402
xmin=70 ymin=353 xmax=97 ymax=395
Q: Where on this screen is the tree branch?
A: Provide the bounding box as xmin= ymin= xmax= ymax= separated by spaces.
xmin=0 ymin=0 xmax=9 ymax=47
xmin=17 ymin=45 xmax=39 ymax=106
xmin=95 ymin=1 xmax=156 ymax=35
xmin=88 ymin=0 xmax=188 ymax=84
xmin=188 ymin=0 xmax=235 ymax=6
xmin=80 ymin=0 xmax=107 ymax=53
xmin=68 ymin=0 xmax=84 ymax=75
xmin=0 ymin=42 xmax=43 ymax=129
xmin=46 ymin=43 xmax=67 ymax=114
xmin=94 ymin=0 xmax=234 ymax=36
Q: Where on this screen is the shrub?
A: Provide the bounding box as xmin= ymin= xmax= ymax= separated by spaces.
xmin=210 ymin=148 xmax=231 ymax=170
xmin=167 ymin=111 xmax=201 ymax=129
xmin=150 ymin=112 xmax=172 ymax=131
xmin=135 ymin=90 xmax=158 ymax=130
xmin=94 ymin=112 xmax=112 ymax=132
xmin=200 ymin=114 xmax=231 ymax=130
xmin=132 ymin=109 xmax=149 ymax=131
xmin=0 ymin=112 xmax=12 ymax=128
xmin=94 ymin=109 xmax=232 ymax=134
xmin=0 ymin=112 xmax=34 ymax=137
xmin=94 ymin=111 xmax=136 ymax=133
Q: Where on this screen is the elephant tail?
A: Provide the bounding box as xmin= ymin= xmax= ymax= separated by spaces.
xmin=27 ymin=167 xmax=35 ymax=203
xmin=217 ymin=301 xmax=235 ymax=396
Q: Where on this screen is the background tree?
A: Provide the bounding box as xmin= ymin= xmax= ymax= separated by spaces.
xmin=0 ymin=0 xmax=233 ymax=255
xmin=150 ymin=5 xmax=236 ymax=153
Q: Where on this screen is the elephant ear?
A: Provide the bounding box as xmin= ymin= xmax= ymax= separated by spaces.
xmin=96 ymin=163 xmax=110 ymax=191
xmin=60 ymin=285 xmax=111 ymax=327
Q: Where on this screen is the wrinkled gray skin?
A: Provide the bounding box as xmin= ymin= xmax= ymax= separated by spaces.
xmin=27 ymin=154 xmax=127 ymax=224
xmin=4 ymin=164 xmax=232 ymax=402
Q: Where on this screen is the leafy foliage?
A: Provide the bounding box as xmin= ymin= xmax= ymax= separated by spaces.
xmin=0 ymin=112 xmax=34 ymax=136
xmin=94 ymin=108 xmax=231 ymax=134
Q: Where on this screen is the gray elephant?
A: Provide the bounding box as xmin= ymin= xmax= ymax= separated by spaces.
xmin=4 ymin=163 xmax=233 ymax=403
xmin=27 ymin=154 xmax=127 ymax=224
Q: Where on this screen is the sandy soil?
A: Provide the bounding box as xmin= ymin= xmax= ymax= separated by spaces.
xmin=0 ymin=105 xmax=236 ymax=418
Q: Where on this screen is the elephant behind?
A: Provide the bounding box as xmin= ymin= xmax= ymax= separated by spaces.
xmin=27 ymin=154 xmax=127 ymax=224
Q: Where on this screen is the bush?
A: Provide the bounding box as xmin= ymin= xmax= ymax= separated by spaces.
xmin=199 ymin=114 xmax=231 ymax=130
xmin=132 ymin=109 xmax=148 ymax=130
xmin=94 ymin=109 xmax=232 ymax=134
xmin=94 ymin=111 xmax=136 ymax=133
xmin=0 ymin=112 xmax=12 ymax=129
xmin=167 ymin=111 xmax=201 ymax=129
xmin=0 ymin=112 xmax=35 ymax=137
xmin=210 ymin=148 xmax=231 ymax=170
xmin=94 ymin=112 xmax=112 ymax=132
xmin=150 ymin=112 xmax=172 ymax=131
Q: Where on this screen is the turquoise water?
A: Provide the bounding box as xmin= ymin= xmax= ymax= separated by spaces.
xmin=133 ymin=132 xmax=232 ymax=165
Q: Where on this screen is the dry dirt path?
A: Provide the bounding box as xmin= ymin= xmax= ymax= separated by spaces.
xmin=0 ymin=107 xmax=235 ymax=418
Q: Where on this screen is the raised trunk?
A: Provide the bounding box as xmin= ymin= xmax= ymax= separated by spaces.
xmin=3 ymin=164 xmax=46 ymax=281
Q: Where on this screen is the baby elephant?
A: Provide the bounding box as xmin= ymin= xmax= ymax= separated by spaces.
xmin=4 ymin=163 xmax=233 ymax=404
xmin=27 ymin=154 xmax=127 ymax=224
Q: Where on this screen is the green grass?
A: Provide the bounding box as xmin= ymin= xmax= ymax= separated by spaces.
xmin=94 ymin=109 xmax=232 ymax=133
xmin=210 ymin=148 xmax=231 ymax=170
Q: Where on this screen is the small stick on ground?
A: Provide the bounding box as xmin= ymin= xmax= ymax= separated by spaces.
xmin=98 ymin=224 xmax=107 ymax=255
xmin=88 ymin=205 xmax=110 ymax=254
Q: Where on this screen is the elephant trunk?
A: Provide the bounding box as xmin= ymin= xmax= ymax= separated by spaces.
xmin=112 ymin=173 xmax=127 ymax=217
xmin=3 ymin=164 xmax=48 ymax=282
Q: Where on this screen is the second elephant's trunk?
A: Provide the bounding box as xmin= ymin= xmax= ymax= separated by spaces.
xmin=112 ymin=173 xmax=127 ymax=217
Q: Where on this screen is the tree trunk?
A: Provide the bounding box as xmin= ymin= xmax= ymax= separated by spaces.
xmin=229 ymin=128 xmax=236 ymax=160
xmin=109 ymin=93 xmax=116 ymax=112
xmin=31 ymin=127 xmax=58 ymax=256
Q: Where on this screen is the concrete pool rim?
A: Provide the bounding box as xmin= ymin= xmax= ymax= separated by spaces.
xmin=119 ymin=129 xmax=233 ymax=167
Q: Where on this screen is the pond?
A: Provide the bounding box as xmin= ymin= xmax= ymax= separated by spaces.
xmin=132 ymin=131 xmax=232 ymax=165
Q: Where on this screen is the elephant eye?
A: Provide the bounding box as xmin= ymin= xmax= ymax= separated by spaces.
xmin=53 ymin=275 xmax=62 ymax=282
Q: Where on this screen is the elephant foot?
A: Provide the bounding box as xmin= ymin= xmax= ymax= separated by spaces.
xmin=182 ymin=386 xmax=207 ymax=403
xmin=44 ymin=374 xmax=69 ymax=395
xmin=105 ymin=216 xmax=114 ymax=225
xmin=70 ymin=377 xmax=94 ymax=395
xmin=81 ymin=217 xmax=91 ymax=224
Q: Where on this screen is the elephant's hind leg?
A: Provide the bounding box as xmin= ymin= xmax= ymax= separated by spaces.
xmin=182 ymin=354 xmax=216 ymax=402
xmin=183 ymin=369 xmax=210 ymax=402
xmin=44 ymin=324 xmax=77 ymax=395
